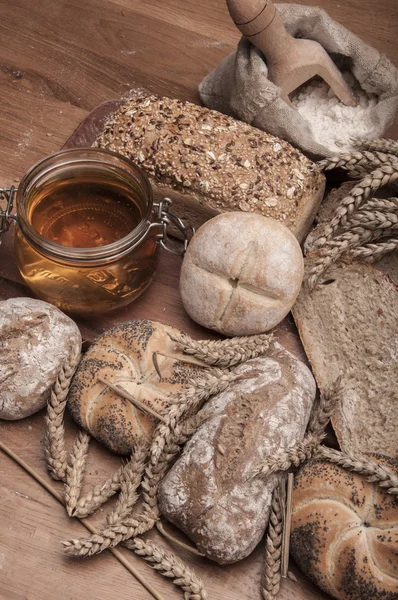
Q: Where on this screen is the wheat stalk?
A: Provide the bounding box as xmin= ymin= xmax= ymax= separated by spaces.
xmin=261 ymin=485 xmax=284 ymax=600
xmin=168 ymin=331 xmax=273 ymax=368
xmin=106 ymin=440 xmax=148 ymax=527
xmin=126 ymin=537 xmax=208 ymax=600
xmin=317 ymin=447 xmax=398 ymax=495
xmin=64 ymin=431 xmax=90 ymax=516
xmin=44 ymin=343 xmax=81 ymax=481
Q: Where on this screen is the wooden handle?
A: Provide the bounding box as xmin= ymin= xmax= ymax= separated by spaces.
xmin=226 ymin=0 xmax=292 ymax=60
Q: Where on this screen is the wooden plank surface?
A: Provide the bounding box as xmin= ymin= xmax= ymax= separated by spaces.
xmin=0 ymin=1 xmax=397 ymax=599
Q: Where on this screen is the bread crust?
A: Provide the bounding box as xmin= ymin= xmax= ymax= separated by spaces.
xmin=291 ymin=457 xmax=398 ymax=600
xmin=68 ymin=319 xmax=201 ymax=454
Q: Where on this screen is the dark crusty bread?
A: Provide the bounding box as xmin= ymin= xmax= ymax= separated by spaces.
xmin=67 ymin=320 xmax=201 ymax=455
xmin=94 ymin=90 xmax=325 ymax=242
xmin=291 ymin=457 xmax=398 ymax=600
xmin=293 ymin=262 xmax=398 ymax=458
xmin=158 ymin=343 xmax=316 ymax=564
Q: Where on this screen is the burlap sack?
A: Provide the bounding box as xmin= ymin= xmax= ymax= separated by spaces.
xmin=199 ymin=4 xmax=398 ymax=158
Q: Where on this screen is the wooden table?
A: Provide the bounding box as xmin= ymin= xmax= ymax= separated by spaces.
xmin=0 ymin=1 xmax=397 ymax=599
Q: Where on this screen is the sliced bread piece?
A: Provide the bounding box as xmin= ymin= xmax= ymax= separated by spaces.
xmin=293 ymin=262 xmax=398 ymax=458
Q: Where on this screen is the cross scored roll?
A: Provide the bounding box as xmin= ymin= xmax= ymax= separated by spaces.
xmin=67 ymin=320 xmax=201 ymax=454
xmin=180 ymin=212 xmax=304 ymax=336
xmin=291 ymin=458 xmax=398 ymax=600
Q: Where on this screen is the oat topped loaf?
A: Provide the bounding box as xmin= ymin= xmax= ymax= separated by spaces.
xmin=95 ymin=90 xmax=325 ymax=241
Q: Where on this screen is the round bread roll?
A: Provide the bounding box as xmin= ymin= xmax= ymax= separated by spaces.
xmin=291 ymin=457 xmax=398 ymax=600
xmin=180 ymin=213 xmax=303 ymax=336
xmin=68 ymin=320 xmax=201 ymax=455
xmin=0 ymin=297 xmax=81 ymax=420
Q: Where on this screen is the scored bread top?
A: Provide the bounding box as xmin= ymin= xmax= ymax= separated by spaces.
xmin=94 ymin=89 xmax=323 ymax=232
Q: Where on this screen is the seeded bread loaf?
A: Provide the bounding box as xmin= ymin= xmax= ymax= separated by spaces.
xmin=291 ymin=457 xmax=398 ymax=600
xmin=94 ymin=90 xmax=325 ymax=242
xmin=293 ymin=262 xmax=398 ymax=458
xmin=68 ymin=320 xmax=201 ymax=455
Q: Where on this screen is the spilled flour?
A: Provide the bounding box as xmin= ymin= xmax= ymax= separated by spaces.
xmin=292 ymin=72 xmax=378 ymax=152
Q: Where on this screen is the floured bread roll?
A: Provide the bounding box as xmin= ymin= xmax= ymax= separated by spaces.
xmin=180 ymin=213 xmax=304 ymax=336
xmin=0 ymin=297 xmax=81 ymax=420
xmin=159 ymin=343 xmax=316 ymax=563
xmin=68 ymin=320 xmax=200 ymax=454
xmin=291 ymin=457 xmax=398 ymax=600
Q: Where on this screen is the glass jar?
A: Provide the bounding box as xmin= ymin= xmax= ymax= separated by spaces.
xmin=0 ymin=149 xmax=192 ymax=315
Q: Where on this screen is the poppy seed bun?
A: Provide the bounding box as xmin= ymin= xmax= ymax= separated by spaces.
xmin=291 ymin=457 xmax=398 ymax=600
xmin=67 ymin=320 xmax=201 ymax=454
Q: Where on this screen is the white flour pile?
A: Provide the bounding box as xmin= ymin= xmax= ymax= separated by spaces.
xmin=292 ymin=72 xmax=378 ymax=152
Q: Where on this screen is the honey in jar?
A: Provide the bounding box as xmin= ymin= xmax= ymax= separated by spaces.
xmin=14 ymin=149 xmax=160 ymax=315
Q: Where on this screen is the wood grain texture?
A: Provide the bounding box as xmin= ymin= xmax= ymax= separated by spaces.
xmin=0 ymin=0 xmax=397 ymax=599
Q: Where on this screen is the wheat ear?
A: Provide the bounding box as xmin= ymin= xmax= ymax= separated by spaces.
xmin=44 ymin=343 xmax=81 ymax=481
xmin=312 ymin=163 xmax=398 ymax=248
xmin=308 ymin=376 xmax=344 ymax=436
xmin=126 ymin=537 xmax=208 ymax=600
xmin=64 ymin=431 xmax=90 ymax=516
xmin=106 ymin=440 xmax=148 ymax=527
xmin=62 ymin=514 xmax=155 ymax=557
xmin=351 ymin=138 xmax=398 ymax=156
xmin=151 ymin=368 xmax=242 ymax=463
xmin=252 ymin=432 xmax=324 ymax=479
xmin=305 ymin=226 xmax=384 ymax=289
xmin=73 ymin=465 xmax=124 ymax=518
xmin=318 ymin=150 xmax=397 ymax=178
xmin=261 ymin=485 xmax=284 ymax=600
xmin=317 ymin=447 xmax=398 ymax=495
xmin=350 ymin=237 xmax=398 ymax=261
xmin=168 ymin=331 xmax=273 ymax=367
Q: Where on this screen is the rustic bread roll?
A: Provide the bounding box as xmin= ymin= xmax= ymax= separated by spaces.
xmin=291 ymin=457 xmax=398 ymax=600
xmin=159 ymin=343 xmax=316 ymax=564
xmin=0 ymin=297 xmax=81 ymax=420
xmin=180 ymin=213 xmax=304 ymax=336
xmin=68 ymin=320 xmax=200 ymax=455
xmin=293 ymin=262 xmax=398 ymax=458
xmin=94 ymin=90 xmax=325 ymax=242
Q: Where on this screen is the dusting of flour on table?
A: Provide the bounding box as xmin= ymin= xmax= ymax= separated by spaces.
xmin=292 ymin=72 xmax=378 ymax=152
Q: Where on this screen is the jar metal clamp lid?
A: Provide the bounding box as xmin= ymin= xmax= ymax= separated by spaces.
xmin=0 ymin=186 xmax=17 ymax=244
xmin=0 ymin=175 xmax=194 ymax=255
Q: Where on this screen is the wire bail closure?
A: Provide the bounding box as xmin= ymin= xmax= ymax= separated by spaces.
xmin=153 ymin=198 xmax=195 ymax=255
xmin=0 ymin=189 xmax=194 ymax=255
xmin=0 ymin=187 xmax=18 ymax=245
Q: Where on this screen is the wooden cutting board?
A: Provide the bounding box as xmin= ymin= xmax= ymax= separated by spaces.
xmin=0 ymin=103 xmax=328 ymax=600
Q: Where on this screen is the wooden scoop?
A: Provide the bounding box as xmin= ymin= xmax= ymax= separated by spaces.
xmin=227 ymin=0 xmax=357 ymax=106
